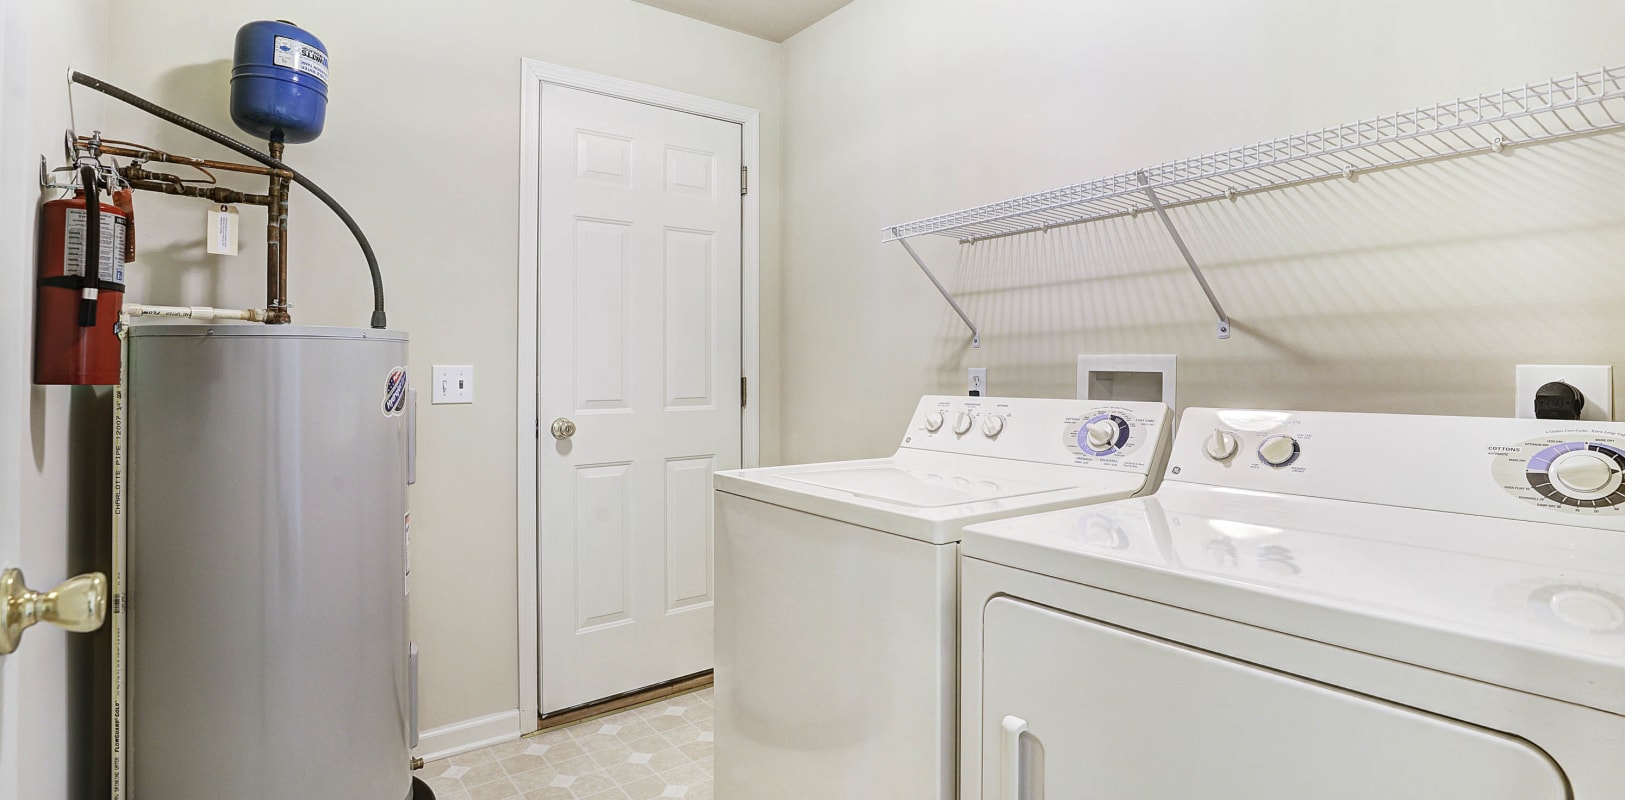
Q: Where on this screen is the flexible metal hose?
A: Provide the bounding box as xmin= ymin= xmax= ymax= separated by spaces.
xmin=70 ymin=71 xmax=387 ymax=329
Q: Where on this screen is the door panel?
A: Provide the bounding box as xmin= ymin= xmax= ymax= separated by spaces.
xmin=538 ymin=83 xmax=743 ymax=713
xmin=980 ymin=597 xmax=1568 ymax=800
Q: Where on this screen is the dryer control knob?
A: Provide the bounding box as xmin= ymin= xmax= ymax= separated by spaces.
xmin=924 ymin=411 xmax=944 ymax=432
xmin=1258 ymin=435 xmax=1301 ymax=468
xmin=953 ymin=412 xmax=974 ymax=436
xmin=1204 ymin=430 xmax=1240 ymax=461
xmin=1550 ymin=451 xmax=1620 ymax=494
xmin=1085 ymin=419 xmax=1119 ymax=449
xmin=981 ymin=415 xmax=1005 ymax=438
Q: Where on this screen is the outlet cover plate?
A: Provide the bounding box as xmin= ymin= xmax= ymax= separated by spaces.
xmin=968 ymin=368 xmax=988 ymax=396
xmin=1515 ymin=365 xmax=1612 ymax=420
xmin=1078 ymin=355 xmax=1176 ymax=411
xmin=432 ymin=365 xmax=475 ymax=405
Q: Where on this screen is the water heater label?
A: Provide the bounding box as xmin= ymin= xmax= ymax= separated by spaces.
xmin=383 ymin=367 xmax=409 ymax=417
xmin=273 ymin=35 xmax=329 ymax=83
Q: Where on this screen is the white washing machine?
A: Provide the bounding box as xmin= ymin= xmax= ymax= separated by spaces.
xmin=713 ymin=395 xmax=1172 ymax=799
xmin=960 ymin=408 xmax=1625 ymax=800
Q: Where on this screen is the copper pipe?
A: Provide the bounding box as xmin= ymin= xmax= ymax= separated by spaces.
xmin=264 ymin=140 xmax=290 ymax=324
xmin=85 ymin=139 xmax=292 ymax=178
xmin=121 ymin=166 xmax=273 ymax=205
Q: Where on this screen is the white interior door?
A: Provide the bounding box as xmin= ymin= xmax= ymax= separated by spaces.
xmin=0 ymin=1 xmax=27 ymax=792
xmin=537 ymin=83 xmax=743 ymax=714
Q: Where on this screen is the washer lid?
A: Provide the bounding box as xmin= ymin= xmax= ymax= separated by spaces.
xmin=780 ymin=465 xmax=1064 ymax=508
xmin=715 ymin=450 xmax=1152 ymax=545
xmin=962 ymin=481 xmax=1625 ymax=716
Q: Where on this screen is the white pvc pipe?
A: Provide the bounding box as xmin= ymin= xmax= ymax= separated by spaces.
xmin=124 ymin=304 xmax=266 ymax=322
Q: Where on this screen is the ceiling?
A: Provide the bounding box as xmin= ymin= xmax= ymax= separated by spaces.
xmin=632 ymin=0 xmax=854 ymax=42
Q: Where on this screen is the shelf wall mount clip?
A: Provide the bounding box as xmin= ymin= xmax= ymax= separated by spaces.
xmin=1135 ymin=172 xmax=1231 ymax=340
xmin=892 ymin=228 xmax=981 ymax=349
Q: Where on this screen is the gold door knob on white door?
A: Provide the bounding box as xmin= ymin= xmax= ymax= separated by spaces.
xmin=1204 ymin=430 xmax=1240 ymax=461
xmin=1086 ymin=420 xmax=1119 ymax=449
xmin=1550 ymin=451 xmax=1619 ymax=494
xmin=551 ymin=418 xmax=577 ymax=440
xmin=0 ymin=568 xmax=108 ymax=655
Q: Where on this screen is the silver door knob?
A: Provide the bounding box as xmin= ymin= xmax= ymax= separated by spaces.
xmin=0 ymin=568 xmax=108 ymax=655
xmin=551 ymin=418 xmax=577 ymax=440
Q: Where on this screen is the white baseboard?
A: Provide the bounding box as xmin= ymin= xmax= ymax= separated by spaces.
xmin=414 ymin=709 xmax=523 ymax=763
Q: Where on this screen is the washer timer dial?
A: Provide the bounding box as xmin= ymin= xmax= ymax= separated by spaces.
xmin=1077 ymin=414 xmax=1130 ymax=456
xmin=1258 ymin=435 xmax=1301 ymax=468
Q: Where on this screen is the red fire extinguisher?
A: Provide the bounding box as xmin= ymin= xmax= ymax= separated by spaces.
xmin=35 ymin=165 xmax=129 ymax=386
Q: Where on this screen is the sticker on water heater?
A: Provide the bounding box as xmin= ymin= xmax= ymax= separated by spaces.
xmin=272 ymin=36 xmax=329 ymax=83
xmin=383 ymin=367 xmax=409 ymax=417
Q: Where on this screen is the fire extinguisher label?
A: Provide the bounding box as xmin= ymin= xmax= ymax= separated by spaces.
xmin=63 ymin=208 xmax=127 ymax=283
xmin=273 ymin=35 xmax=329 ymax=84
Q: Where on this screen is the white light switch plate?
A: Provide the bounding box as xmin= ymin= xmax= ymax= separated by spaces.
xmin=432 ymin=365 xmax=474 ymax=405
xmin=1515 ymin=364 xmax=1612 ymax=420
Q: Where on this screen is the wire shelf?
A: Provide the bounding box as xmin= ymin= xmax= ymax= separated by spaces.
xmin=884 ymin=65 xmax=1625 ymax=243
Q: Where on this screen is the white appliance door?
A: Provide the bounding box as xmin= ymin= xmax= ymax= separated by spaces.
xmin=538 ymin=83 xmax=744 ymax=713
xmin=980 ymin=597 xmax=1569 ymax=800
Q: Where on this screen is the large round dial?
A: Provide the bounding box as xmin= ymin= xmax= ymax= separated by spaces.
xmin=923 ymin=411 xmax=945 ymax=433
xmin=952 ymin=411 xmax=974 ymax=436
xmin=1258 ymin=435 xmax=1301 ymax=468
xmin=1204 ymin=430 xmax=1239 ymax=462
xmin=1523 ymin=441 xmax=1625 ymax=508
xmin=1077 ymin=414 xmax=1130 ymax=456
xmin=981 ymin=414 xmax=1006 ymax=438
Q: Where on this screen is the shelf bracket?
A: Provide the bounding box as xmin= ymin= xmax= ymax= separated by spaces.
xmin=893 ymin=228 xmax=980 ymax=348
xmin=1136 ymin=172 xmax=1231 ymax=340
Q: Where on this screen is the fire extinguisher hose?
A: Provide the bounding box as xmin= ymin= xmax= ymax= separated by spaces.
xmin=79 ymin=165 xmax=101 ymax=327
xmin=69 ymin=71 xmax=388 ymax=330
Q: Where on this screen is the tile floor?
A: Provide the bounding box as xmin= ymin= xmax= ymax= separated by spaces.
xmin=419 ymin=687 xmax=715 ymax=800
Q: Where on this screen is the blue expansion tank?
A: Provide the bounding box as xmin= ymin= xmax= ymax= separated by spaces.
xmin=230 ymin=20 xmax=329 ymax=144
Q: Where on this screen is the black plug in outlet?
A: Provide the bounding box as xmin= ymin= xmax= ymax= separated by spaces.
xmin=1534 ymin=381 xmax=1585 ymax=420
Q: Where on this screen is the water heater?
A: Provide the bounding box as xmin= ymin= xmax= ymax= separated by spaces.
xmin=124 ymin=325 xmax=415 ymax=799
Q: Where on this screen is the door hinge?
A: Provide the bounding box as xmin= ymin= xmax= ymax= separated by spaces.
xmin=740 ymin=165 xmax=749 ymax=196
xmin=741 ymin=376 xmax=748 ymax=408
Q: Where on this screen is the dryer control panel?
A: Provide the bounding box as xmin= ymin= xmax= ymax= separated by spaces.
xmin=902 ymin=396 xmax=1171 ymax=475
xmin=1167 ymin=408 xmax=1625 ymax=532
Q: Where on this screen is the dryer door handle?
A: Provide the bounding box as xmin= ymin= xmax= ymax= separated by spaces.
xmin=1001 ymin=715 xmax=1030 ymax=800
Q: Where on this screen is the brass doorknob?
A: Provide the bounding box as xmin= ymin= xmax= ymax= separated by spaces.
xmin=0 ymin=568 xmax=108 ymax=655
xmin=551 ymin=418 xmax=577 ymax=440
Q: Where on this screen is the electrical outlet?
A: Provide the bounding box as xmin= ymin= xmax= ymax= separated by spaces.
xmin=968 ymin=368 xmax=987 ymax=397
xmin=432 ymin=365 xmax=474 ymax=405
xmin=1515 ymin=365 xmax=1611 ymax=420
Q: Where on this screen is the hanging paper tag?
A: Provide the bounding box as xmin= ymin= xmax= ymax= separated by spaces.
xmin=206 ymin=205 xmax=239 ymax=256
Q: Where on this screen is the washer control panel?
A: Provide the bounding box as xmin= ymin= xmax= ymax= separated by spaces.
xmin=902 ymin=396 xmax=1171 ymax=473
xmin=1492 ymin=436 xmax=1625 ymax=515
xmin=1168 ymin=408 xmax=1625 ymax=532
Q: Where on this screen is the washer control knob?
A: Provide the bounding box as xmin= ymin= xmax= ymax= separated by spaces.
xmin=953 ymin=412 xmax=974 ymax=436
xmin=1258 ymin=435 xmax=1301 ymax=468
xmin=1204 ymin=430 xmax=1240 ymax=462
xmin=1085 ymin=419 xmax=1119 ymax=449
xmin=1551 ymin=451 xmax=1619 ymax=494
xmin=981 ymin=415 xmax=1005 ymax=438
xmin=924 ymin=411 xmax=945 ymax=432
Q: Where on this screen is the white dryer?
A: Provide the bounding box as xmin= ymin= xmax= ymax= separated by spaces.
xmin=961 ymin=408 xmax=1625 ymax=800
xmin=714 ymin=396 xmax=1172 ymax=799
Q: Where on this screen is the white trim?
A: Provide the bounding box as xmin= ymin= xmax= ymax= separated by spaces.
xmin=515 ymin=59 xmax=763 ymax=731
xmin=412 ymin=709 xmax=523 ymax=763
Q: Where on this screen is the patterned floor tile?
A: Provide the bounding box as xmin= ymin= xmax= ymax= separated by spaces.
xmin=423 ymin=687 xmax=715 ymax=800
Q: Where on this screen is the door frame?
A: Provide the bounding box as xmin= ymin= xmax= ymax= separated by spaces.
xmin=0 ymin=0 xmax=27 ymax=793
xmin=515 ymin=59 xmax=762 ymax=731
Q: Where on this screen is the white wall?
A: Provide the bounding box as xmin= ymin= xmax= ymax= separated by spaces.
xmin=96 ymin=1 xmax=782 ymax=735
xmin=780 ymin=0 xmax=1625 ymax=463
xmin=5 ymin=1 xmax=115 ymax=797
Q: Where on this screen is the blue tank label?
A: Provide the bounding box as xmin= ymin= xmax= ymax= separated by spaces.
xmin=383 ymin=367 xmax=408 ymax=417
xmin=273 ymin=35 xmax=328 ymax=83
